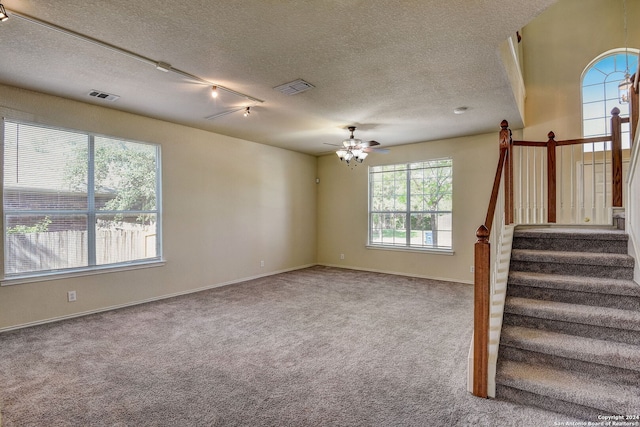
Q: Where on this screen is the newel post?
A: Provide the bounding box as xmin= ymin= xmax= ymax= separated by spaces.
xmin=500 ymin=120 xmax=514 ymax=225
xmin=473 ymin=225 xmax=490 ymax=398
xmin=611 ymin=107 xmax=623 ymax=207
xmin=546 ymin=131 xmax=557 ymax=223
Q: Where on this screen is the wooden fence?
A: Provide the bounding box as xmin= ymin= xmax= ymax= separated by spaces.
xmin=6 ymin=229 xmax=156 ymax=274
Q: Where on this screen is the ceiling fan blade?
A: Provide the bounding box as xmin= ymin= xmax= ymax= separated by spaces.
xmin=364 ymin=147 xmax=390 ymax=154
xmin=323 ymin=142 xmax=342 ymax=147
xmin=360 ymin=140 xmax=381 ymax=147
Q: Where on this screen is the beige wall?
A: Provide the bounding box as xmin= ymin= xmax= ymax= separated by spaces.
xmin=522 ymin=0 xmax=640 ymax=140
xmin=519 ymin=0 xmax=638 ymax=224
xmin=316 ymin=133 xmax=499 ymax=284
xmin=0 ymin=84 xmax=317 ymax=330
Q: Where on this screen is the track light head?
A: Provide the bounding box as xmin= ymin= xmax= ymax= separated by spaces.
xmin=0 ymin=3 xmax=9 ymax=22
xmin=243 ymin=107 xmax=251 ymax=117
xmin=211 ymin=86 xmax=219 ymax=98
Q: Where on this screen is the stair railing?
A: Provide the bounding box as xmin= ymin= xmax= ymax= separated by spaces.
xmin=472 ymin=121 xmax=512 ymax=397
xmin=472 ymin=70 xmax=639 ymax=398
xmin=510 ymin=109 xmax=628 ymax=225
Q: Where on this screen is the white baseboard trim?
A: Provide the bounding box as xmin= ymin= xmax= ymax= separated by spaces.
xmin=318 ymin=263 xmax=473 ymax=285
xmin=0 ymin=264 xmax=317 ymax=334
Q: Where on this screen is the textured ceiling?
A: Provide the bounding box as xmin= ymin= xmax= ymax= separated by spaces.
xmin=0 ymin=0 xmax=558 ymax=155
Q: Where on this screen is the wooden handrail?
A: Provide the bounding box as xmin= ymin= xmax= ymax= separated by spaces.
xmin=483 ymin=148 xmax=508 ymax=234
xmin=473 ymin=120 xmax=512 ymax=398
xmin=515 ymin=135 xmax=612 ymax=147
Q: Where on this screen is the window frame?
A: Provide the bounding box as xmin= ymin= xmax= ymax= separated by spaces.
xmin=581 ymin=49 xmax=639 ymax=151
xmin=1 ymin=119 xmax=164 ymax=285
xmin=367 ymin=158 xmax=453 ymax=254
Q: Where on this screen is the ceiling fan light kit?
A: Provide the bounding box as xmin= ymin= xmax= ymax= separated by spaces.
xmin=0 ymin=2 xmax=8 ymax=22
xmin=336 ymin=126 xmax=377 ymax=166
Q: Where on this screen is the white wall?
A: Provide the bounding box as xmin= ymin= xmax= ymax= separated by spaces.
xmin=0 ymin=84 xmax=318 ymax=330
xmin=316 ymin=132 xmax=499 ymax=284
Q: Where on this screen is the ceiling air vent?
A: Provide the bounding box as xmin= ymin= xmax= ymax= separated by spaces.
xmin=87 ymin=90 xmax=120 ymax=102
xmin=273 ymin=79 xmax=315 ymax=96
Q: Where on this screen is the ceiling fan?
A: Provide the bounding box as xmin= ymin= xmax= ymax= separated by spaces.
xmin=326 ymin=126 xmax=389 ymax=165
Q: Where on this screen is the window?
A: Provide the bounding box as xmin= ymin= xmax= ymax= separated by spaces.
xmin=3 ymin=120 xmax=162 ymax=279
xmin=369 ymin=158 xmax=452 ymax=251
xmin=582 ymin=50 xmax=638 ymax=151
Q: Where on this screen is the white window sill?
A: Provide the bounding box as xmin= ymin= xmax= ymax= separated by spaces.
xmin=366 ymin=245 xmax=454 ymax=255
xmin=1 ymin=259 xmax=166 ymax=286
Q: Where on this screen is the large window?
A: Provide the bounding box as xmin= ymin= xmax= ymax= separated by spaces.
xmin=3 ymin=120 xmax=162 ymax=279
xmin=369 ymin=159 xmax=452 ymax=251
xmin=582 ymin=50 xmax=638 ymax=151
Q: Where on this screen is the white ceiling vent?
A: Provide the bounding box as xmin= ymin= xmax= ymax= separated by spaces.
xmin=273 ymin=79 xmax=315 ymax=95
xmin=87 ymin=90 xmax=120 ymax=102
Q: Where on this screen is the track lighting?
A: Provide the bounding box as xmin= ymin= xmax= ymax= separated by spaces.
xmin=0 ymin=3 xmax=9 ymax=22
xmin=244 ymin=107 xmax=251 ymax=117
xmin=211 ymin=86 xmax=219 ymax=98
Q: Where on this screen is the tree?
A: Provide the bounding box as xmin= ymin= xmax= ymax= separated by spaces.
xmin=410 ymin=160 xmax=452 ymax=247
xmin=65 ymin=139 xmax=157 ymax=225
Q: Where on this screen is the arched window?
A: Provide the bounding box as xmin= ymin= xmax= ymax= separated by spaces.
xmin=581 ymin=50 xmax=638 ymax=151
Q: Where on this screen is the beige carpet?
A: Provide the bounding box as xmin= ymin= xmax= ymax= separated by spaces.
xmin=0 ymin=266 xmax=582 ymax=426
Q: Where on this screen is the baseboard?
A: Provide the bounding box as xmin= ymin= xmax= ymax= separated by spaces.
xmin=0 ymin=264 xmax=317 ymax=334
xmin=318 ymin=263 xmax=473 ymax=285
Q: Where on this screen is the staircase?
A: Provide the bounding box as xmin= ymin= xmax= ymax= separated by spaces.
xmin=495 ymin=226 xmax=640 ymax=419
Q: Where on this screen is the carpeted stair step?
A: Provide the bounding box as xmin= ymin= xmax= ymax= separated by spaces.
xmin=507 ymin=271 xmax=640 ymax=311
xmin=503 ymin=296 xmax=640 ymax=345
xmin=498 ymin=345 xmax=640 ymax=387
xmin=512 ymin=227 xmax=628 ymax=254
xmin=500 ymin=325 xmax=640 ymax=374
xmin=496 ymin=359 xmax=640 ymax=420
xmin=510 ymin=249 xmax=634 ymax=280
xmin=498 ymin=226 xmax=639 ymax=419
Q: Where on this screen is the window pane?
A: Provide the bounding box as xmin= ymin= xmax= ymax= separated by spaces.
xmin=96 ymin=214 xmax=158 ymax=265
xmin=94 ymin=137 xmax=158 ymax=211
xmin=4 ymin=122 xmax=88 ymax=211
xmin=372 ymin=169 xmax=407 ymax=212
xmin=369 ymin=212 xmax=406 ymax=246
xmin=583 ymin=118 xmax=607 ymax=137
xmin=5 ymin=214 xmax=88 ymax=274
xmin=582 ymin=69 xmax=605 ymax=86
xmin=583 ymin=85 xmax=604 ymax=103
xmin=582 ymin=101 xmax=605 ymax=120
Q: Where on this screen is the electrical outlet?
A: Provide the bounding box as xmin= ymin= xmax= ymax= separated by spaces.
xmin=260 ymin=260 xmax=265 ymax=267
xmin=470 ymin=266 xmax=475 ymax=273
xmin=67 ymin=291 xmax=77 ymax=302
xmin=340 ymin=253 xmax=345 ymax=260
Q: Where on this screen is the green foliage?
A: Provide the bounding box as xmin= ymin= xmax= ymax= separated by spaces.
xmin=7 ymin=216 xmax=52 ymax=234
xmin=64 ymin=139 xmax=157 ymax=225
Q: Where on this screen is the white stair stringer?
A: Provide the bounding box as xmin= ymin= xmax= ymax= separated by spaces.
xmin=488 ymin=224 xmax=515 ymax=397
